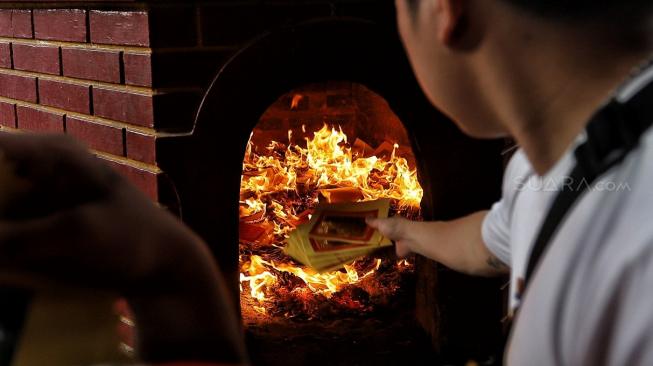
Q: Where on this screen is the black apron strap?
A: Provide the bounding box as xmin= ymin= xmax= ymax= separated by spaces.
xmin=523 ymin=80 xmax=653 ymax=295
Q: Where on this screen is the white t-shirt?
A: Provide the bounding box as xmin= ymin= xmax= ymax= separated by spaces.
xmin=482 ymin=66 xmax=653 ymax=365
xmin=483 ymin=147 xmax=577 ymax=311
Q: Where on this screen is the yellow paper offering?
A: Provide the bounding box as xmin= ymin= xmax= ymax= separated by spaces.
xmin=284 ymin=199 xmax=393 ymax=272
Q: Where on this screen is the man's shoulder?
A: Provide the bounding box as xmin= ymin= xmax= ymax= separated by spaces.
xmin=641 ymin=123 xmax=653 ymax=156
xmin=592 ymin=128 xmax=653 ymax=260
xmin=503 ymin=149 xmax=534 ymax=189
xmin=506 ymin=148 xmax=531 ymax=173
xmin=623 ymin=125 xmax=653 ymax=194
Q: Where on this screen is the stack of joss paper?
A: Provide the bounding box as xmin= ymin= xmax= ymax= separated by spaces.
xmin=285 ymin=199 xmax=393 ymax=272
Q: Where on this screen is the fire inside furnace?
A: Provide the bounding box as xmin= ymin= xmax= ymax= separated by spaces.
xmin=239 ymin=85 xmax=423 ymax=321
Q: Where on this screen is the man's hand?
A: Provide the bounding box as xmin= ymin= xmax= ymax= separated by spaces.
xmin=0 ymin=133 xmax=247 ymax=364
xmin=366 ymin=216 xmax=419 ymax=257
xmin=367 ymin=211 xmax=509 ymax=277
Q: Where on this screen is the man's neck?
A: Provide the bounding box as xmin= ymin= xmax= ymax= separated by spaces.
xmin=512 ymin=52 xmax=647 ymax=175
xmin=481 ymin=20 xmax=652 ymax=175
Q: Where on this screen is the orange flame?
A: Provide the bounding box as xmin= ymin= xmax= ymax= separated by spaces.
xmin=241 ymin=124 xmax=422 ymax=212
xmin=290 ymin=94 xmax=305 ymax=110
xmin=239 ymin=124 xmax=422 ymax=310
xmin=240 ymin=255 xmax=383 ymax=299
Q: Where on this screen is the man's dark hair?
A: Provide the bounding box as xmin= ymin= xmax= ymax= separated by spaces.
xmin=406 ymin=0 xmax=653 ymax=25
xmin=501 ymin=0 xmax=653 ymax=22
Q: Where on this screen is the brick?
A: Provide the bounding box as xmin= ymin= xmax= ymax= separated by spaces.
xmin=38 ymin=79 xmax=90 ymax=114
xmin=200 ymin=4 xmax=331 ymax=46
xmin=126 ymin=131 xmax=155 ymax=164
xmin=200 ymin=5 xmax=263 ymax=46
xmin=149 ymin=49 xmax=230 ymax=88
xmin=0 ymin=42 xmax=10 ymax=68
xmin=12 ymin=44 xmax=61 ymax=75
xmin=148 ymin=6 xmax=195 ymax=48
xmin=326 ymin=94 xmax=353 ymax=108
xmin=0 ymin=101 xmax=16 ymax=128
xmin=0 ymin=73 xmax=37 ymax=102
xmin=123 ymin=53 xmax=151 ymax=87
xmin=34 ymin=9 xmax=87 ymax=42
xmin=334 ymin=1 xmax=396 ymax=24
xmin=66 ymin=117 xmax=124 ymax=156
xmin=152 ymin=91 xmax=200 ymax=131
xmin=62 ymin=48 xmax=120 ymax=83
xmin=16 ymin=105 xmax=64 ymax=133
xmin=102 ymin=159 xmax=159 ymax=201
xmin=90 ymin=11 xmax=150 ymax=47
xmin=0 ymin=10 xmax=33 ymax=39
xmin=93 ymin=88 xmax=153 ymax=127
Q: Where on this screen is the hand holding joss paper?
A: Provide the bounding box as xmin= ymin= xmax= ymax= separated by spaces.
xmin=284 ymin=199 xmax=392 ymax=272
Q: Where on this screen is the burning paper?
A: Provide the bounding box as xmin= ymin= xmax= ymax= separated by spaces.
xmin=285 ymin=199 xmax=392 ymax=272
xmin=239 ymin=124 xmax=422 ymax=318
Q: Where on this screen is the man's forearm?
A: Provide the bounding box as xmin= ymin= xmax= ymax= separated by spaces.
xmin=409 ymin=211 xmax=509 ymax=276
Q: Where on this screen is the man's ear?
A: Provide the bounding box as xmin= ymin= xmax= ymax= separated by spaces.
xmin=430 ymin=0 xmax=465 ymax=46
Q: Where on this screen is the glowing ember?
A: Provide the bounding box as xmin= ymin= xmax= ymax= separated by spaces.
xmin=239 ymin=124 xmax=422 ymax=318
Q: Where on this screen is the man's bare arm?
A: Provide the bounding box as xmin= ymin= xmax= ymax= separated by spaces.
xmin=368 ymin=211 xmax=509 ymax=277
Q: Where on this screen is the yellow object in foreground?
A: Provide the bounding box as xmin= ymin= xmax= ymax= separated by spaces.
xmin=12 ymin=289 xmax=129 ymax=366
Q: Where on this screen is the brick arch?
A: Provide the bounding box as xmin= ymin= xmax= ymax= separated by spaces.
xmin=163 ymin=17 xmax=506 ymax=361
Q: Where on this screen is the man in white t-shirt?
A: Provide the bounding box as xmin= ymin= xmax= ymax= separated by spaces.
xmin=367 ymin=0 xmax=653 ymax=364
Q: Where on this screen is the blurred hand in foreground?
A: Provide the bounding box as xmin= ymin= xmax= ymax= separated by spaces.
xmin=0 ymin=133 xmax=247 ymax=364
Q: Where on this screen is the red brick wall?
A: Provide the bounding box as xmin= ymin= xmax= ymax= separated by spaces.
xmin=0 ymin=6 xmax=163 ymax=200
xmin=0 ymin=1 xmax=391 ymax=202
